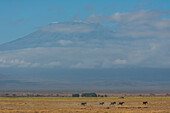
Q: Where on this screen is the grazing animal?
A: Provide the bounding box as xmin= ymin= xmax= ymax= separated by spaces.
xmin=81 ymin=102 xmax=87 ymax=106
xmin=110 ymin=102 xmax=116 ymax=105
xmin=119 ymin=96 xmax=124 ymax=99
xmin=99 ymin=102 xmax=104 ymax=105
xmin=118 ymin=102 xmax=124 ymax=105
xmin=143 ymin=101 xmax=148 ymax=105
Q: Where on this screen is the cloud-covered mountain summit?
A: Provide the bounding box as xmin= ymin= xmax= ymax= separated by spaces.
xmin=0 ymin=10 xmax=170 ymax=69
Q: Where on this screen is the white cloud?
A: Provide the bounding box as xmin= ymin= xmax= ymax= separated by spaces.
xmin=134 ymin=0 xmax=152 ymax=8
xmin=45 ymin=61 xmax=60 ymax=67
xmin=71 ymin=62 xmax=99 ymax=69
xmin=114 ymin=59 xmax=127 ymax=64
xmin=31 ymin=63 xmax=40 ymax=67
xmin=0 ymin=58 xmax=39 ymax=68
xmin=84 ymin=14 xmax=106 ymax=24
xmin=0 ymin=39 xmax=169 ymax=69
xmin=58 ymin=40 xmax=73 ymax=46
xmin=39 ymin=22 xmax=103 ymax=33
xmin=108 ymin=10 xmax=162 ymax=24
xmin=84 ymin=10 xmax=170 ymax=38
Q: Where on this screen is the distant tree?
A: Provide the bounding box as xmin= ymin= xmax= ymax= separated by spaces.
xmin=81 ymin=93 xmax=97 ymax=97
xmin=139 ymin=94 xmax=142 ymax=97
xmin=101 ymin=95 xmax=104 ymax=97
xmin=12 ymin=94 xmax=16 ymax=97
xmin=36 ymin=94 xmax=41 ymax=97
xmin=72 ymin=93 xmax=80 ymax=97
xmin=98 ymin=94 xmax=101 ymax=97
xmin=104 ymin=94 xmax=107 ymax=97
xmin=150 ymin=93 xmax=155 ymax=97
xmin=166 ymin=93 xmax=170 ymax=96
xmin=5 ymin=93 xmax=9 ymax=97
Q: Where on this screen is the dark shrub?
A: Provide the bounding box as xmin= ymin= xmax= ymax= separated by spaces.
xmin=81 ymin=93 xmax=97 ymax=97
xmin=72 ymin=93 xmax=80 ymax=97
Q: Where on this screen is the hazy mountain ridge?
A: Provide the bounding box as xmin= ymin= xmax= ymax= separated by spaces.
xmin=0 ymin=67 xmax=170 ymax=92
xmin=0 ymin=79 xmax=169 ymax=92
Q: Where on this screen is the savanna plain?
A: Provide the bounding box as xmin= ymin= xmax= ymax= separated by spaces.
xmin=0 ymin=97 xmax=170 ymax=113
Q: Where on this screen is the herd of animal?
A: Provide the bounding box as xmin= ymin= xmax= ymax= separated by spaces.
xmin=81 ymin=101 xmax=148 ymax=106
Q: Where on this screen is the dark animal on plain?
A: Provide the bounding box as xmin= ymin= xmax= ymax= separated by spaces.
xmin=118 ymin=102 xmax=124 ymax=105
xmin=110 ymin=102 xmax=116 ymax=105
xmin=99 ymin=102 xmax=104 ymax=105
xmin=81 ymin=102 xmax=87 ymax=106
xmin=143 ymin=101 xmax=148 ymax=105
xmin=119 ymin=96 xmax=124 ymax=99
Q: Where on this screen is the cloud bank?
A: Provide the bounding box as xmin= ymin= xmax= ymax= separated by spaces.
xmin=85 ymin=10 xmax=170 ymax=38
xmin=0 ymin=39 xmax=170 ymax=68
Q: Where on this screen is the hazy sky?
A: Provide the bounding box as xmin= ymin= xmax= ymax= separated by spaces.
xmin=0 ymin=0 xmax=170 ymax=44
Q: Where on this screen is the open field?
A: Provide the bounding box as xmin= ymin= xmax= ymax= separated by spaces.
xmin=0 ymin=97 xmax=170 ymax=113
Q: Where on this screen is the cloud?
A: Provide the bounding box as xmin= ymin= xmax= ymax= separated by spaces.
xmin=45 ymin=61 xmax=60 ymax=67
xmin=39 ymin=21 xmax=104 ymax=33
xmin=84 ymin=4 xmax=94 ymax=11
xmin=0 ymin=38 xmax=170 ymax=69
xmin=110 ymin=10 xmax=170 ymax=38
xmin=84 ymin=10 xmax=170 ymax=38
xmin=113 ymin=24 xmax=170 ymax=38
xmin=114 ymin=59 xmax=127 ymax=64
xmin=108 ymin=10 xmax=162 ymax=24
xmin=0 ymin=58 xmax=39 ymax=68
xmin=14 ymin=19 xmax=25 ymax=25
xmin=134 ymin=0 xmax=152 ymax=8
xmin=166 ymin=10 xmax=170 ymax=15
xmin=15 ymin=4 xmax=20 ymax=7
xmin=85 ymin=10 xmax=162 ymax=24
xmin=71 ymin=61 xmax=99 ymax=69
xmin=71 ymin=14 xmax=80 ymax=21
xmin=104 ymin=5 xmax=116 ymax=11
xmin=48 ymin=8 xmax=56 ymax=12
xmin=58 ymin=40 xmax=73 ymax=46
xmin=57 ymin=6 xmax=62 ymax=10
xmin=84 ymin=14 xmax=107 ymax=24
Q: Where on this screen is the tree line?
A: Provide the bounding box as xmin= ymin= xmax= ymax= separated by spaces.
xmin=72 ymin=93 xmax=107 ymax=97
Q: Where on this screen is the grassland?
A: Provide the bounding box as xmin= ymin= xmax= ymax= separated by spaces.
xmin=0 ymin=97 xmax=170 ymax=113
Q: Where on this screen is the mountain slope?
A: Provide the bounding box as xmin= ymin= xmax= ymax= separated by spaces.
xmin=0 ymin=22 xmax=114 ymax=51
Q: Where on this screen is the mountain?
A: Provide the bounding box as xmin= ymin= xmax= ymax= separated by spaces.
xmin=0 ymin=21 xmax=170 ymax=92
xmin=0 ymin=21 xmax=114 ymax=51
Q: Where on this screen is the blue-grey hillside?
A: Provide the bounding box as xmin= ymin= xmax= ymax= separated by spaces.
xmin=0 ymin=22 xmax=114 ymax=51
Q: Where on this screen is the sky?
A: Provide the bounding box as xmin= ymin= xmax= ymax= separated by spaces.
xmin=0 ymin=0 xmax=170 ymax=44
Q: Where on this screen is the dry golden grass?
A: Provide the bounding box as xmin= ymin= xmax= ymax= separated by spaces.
xmin=0 ymin=97 xmax=170 ymax=113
